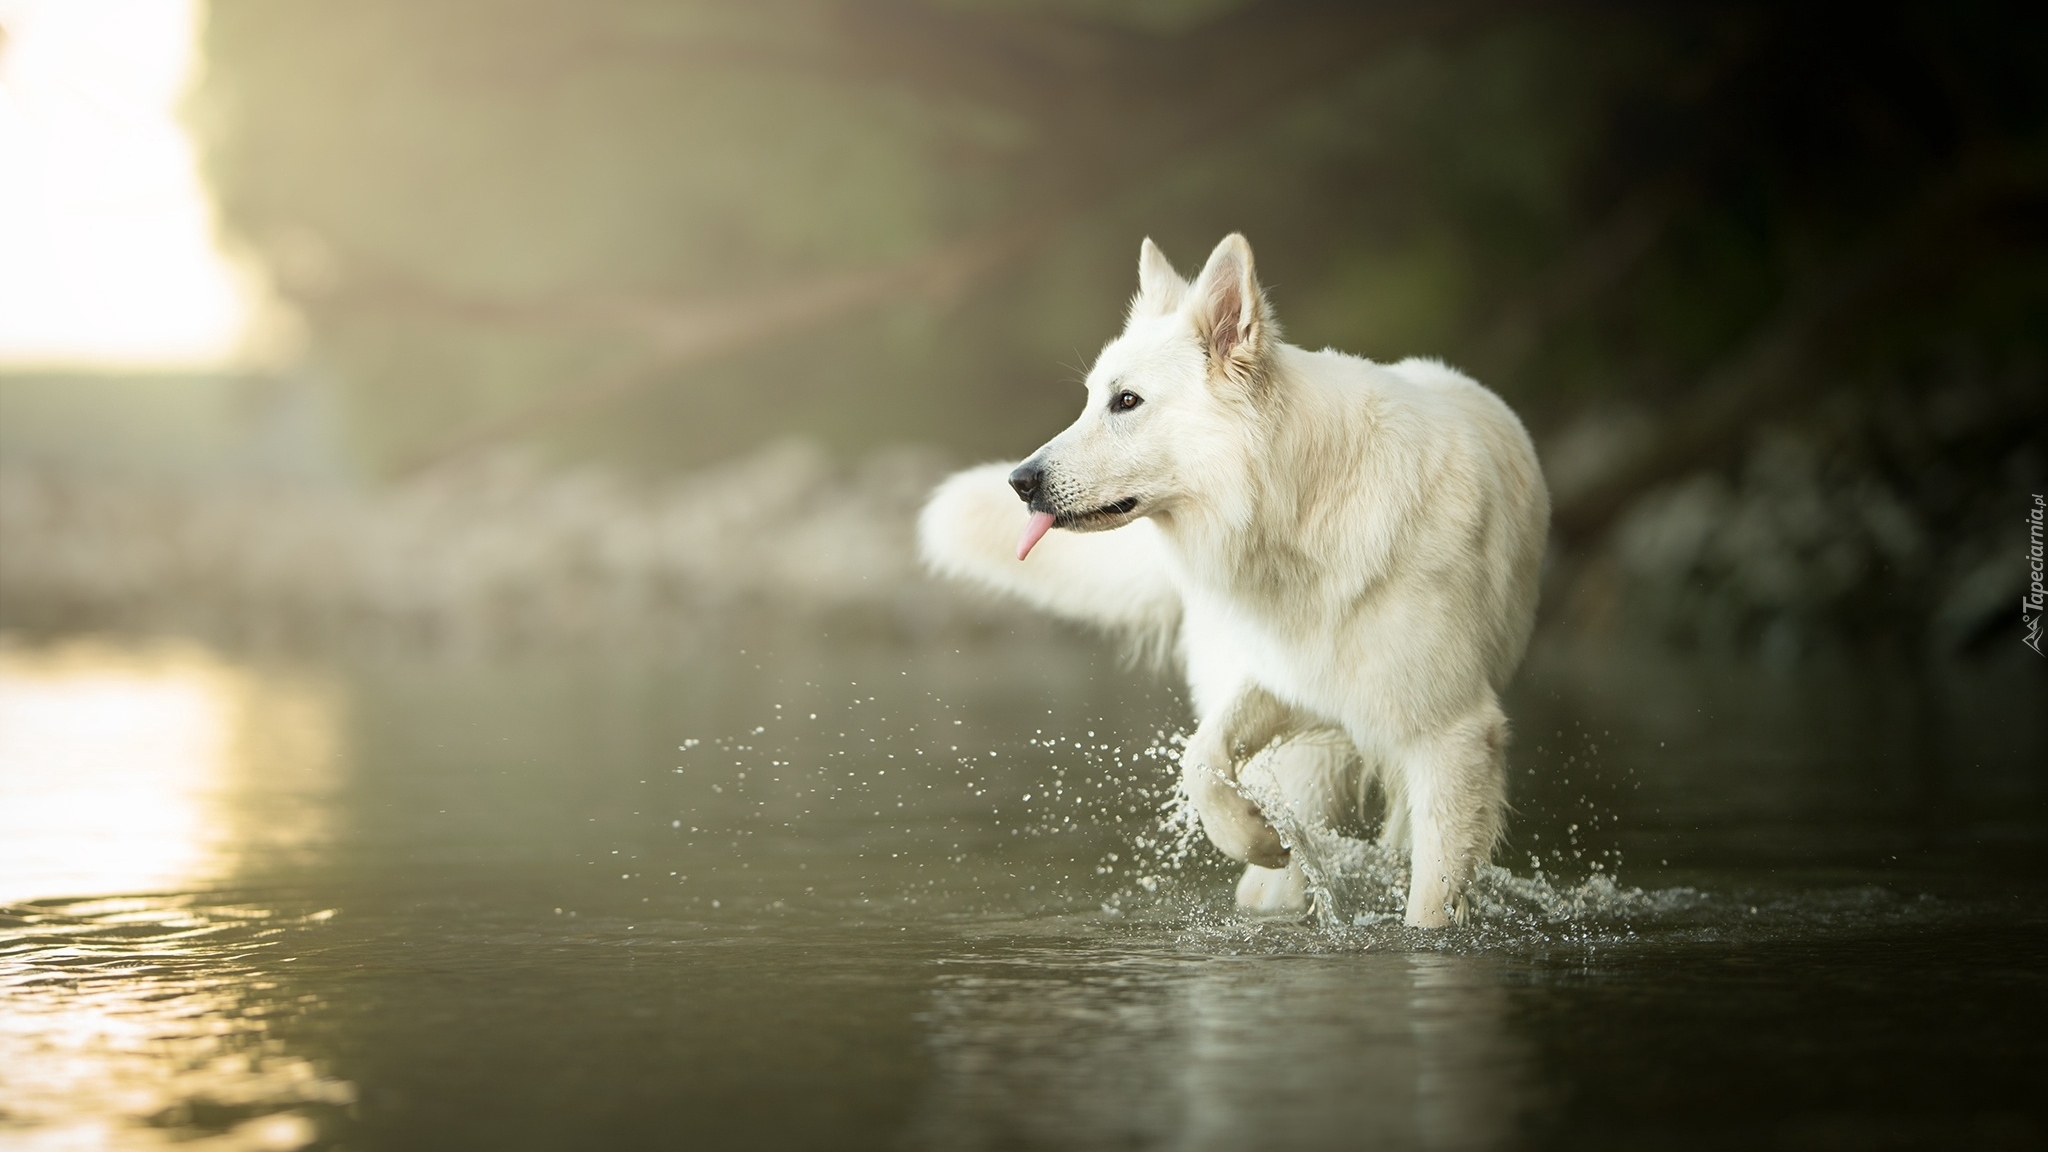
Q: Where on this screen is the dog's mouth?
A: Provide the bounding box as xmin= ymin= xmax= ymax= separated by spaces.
xmin=1056 ymin=495 xmax=1141 ymax=527
xmin=1017 ymin=496 xmax=1142 ymax=560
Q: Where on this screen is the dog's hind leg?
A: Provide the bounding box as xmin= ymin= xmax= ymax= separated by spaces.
xmin=1395 ymin=700 xmax=1509 ymax=928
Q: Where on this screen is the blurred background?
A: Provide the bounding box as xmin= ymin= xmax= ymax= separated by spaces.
xmin=2 ymin=0 xmax=2044 ymax=658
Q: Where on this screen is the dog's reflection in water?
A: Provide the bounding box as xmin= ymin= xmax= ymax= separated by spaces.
xmin=908 ymin=948 xmax=1531 ymax=1151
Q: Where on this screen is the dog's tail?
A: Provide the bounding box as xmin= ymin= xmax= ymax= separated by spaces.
xmin=918 ymin=463 xmax=1181 ymax=663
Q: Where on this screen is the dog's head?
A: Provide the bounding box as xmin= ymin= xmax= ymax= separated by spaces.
xmin=1010 ymin=234 xmax=1276 ymax=558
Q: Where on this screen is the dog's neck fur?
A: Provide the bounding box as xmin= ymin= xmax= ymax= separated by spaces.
xmin=1152 ymin=342 xmax=1366 ymax=607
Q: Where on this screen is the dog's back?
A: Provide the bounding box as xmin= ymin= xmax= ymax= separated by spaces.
xmin=1375 ymin=355 xmax=1550 ymax=689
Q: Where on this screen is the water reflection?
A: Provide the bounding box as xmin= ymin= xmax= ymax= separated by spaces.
xmin=0 ymin=642 xmax=349 ymax=1150
xmin=0 ymin=640 xmax=340 ymax=904
xmin=910 ymin=948 xmax=1530 ymax=1151
xmin=0 ymin=898 xmax=354 ymax=1150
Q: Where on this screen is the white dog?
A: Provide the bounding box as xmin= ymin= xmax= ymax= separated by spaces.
xmin=918 ymin=234 xmax=1548 ymax=926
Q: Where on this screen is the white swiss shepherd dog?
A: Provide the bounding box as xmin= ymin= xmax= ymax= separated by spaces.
xmin=919 ymin=234 xmax=1549 ymax=927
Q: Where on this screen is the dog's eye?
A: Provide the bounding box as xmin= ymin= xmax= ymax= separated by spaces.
xmin=1113 ymin=390 xmax=1143 ymax=412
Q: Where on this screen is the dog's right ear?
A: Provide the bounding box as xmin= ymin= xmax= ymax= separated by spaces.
xmin=1130 ymin=237 xmax=1187 ymax=320
xmin=1188 ymin=233 xmax=1271 ymax=389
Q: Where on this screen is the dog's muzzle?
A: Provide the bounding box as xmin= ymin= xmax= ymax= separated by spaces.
xmin=1007 ymin=461 xmax=1044 ymax=504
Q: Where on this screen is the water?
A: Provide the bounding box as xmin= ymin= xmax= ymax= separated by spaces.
xmin=1 ymin=632 xmax=2043 ymax=1150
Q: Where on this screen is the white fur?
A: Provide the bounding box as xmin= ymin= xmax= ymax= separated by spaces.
xmin=920 ymin=235 xmax=1549 ymax=927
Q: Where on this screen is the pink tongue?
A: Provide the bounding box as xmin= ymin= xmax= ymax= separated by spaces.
xmin=1016 ymin=511 xmax=1056 ymax=561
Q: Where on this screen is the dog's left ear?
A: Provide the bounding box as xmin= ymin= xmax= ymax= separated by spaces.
xmin=1188 ymin=233 xmax=1270 ymax=387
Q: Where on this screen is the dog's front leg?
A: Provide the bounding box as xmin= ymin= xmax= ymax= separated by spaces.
xmin=1180 ymin=685 xmax=1293 ymax=868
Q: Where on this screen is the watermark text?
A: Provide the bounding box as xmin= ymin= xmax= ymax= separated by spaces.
xmin=2026 ymin=494 xmax=2044 ymax=656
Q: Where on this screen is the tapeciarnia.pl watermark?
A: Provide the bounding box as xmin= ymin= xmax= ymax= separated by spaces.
xmin=2027 ymin=494 xmax=2045 ymax=657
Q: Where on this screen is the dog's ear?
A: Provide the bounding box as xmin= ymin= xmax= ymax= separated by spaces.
xmin=1130 ymin=237 xmax=1187 ymax=319
xmin=1188 ymin=233 xmax=1270 ymax=386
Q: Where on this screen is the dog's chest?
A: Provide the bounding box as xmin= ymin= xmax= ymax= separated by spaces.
xmin=1177 ymin=586 xmax=1340 ymax=708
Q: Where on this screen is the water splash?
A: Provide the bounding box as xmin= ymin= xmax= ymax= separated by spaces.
xmin=1147 ymin=760 xmax=1705 ymax=942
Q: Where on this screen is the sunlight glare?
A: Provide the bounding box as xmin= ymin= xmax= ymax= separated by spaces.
xmin=0 ymin=0 xmax=257 ymax=368
xmin=0 ymin=643 xmax=350 ymax=1150
xmin=0 ymin=642 xmax=339 ymax=904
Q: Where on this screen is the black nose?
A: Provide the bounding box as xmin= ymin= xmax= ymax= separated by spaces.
xmin=1008 ymin=462 xmax=1043 ymax=503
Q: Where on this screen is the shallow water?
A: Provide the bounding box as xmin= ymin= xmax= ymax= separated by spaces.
xmin=1 ymin=633 xmax=2044 ymax=1150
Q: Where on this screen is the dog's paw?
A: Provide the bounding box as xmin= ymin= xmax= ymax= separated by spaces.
xmin=1235 ymin=860 xmax=1309 ymax=915
xmin=1182 ymin=758 xmax=1289 ymax=868
xmin=1402 ymin=885 xmax=1471 ymax=929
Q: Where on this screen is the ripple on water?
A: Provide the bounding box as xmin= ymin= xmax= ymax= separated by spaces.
xmin=0 ymin=896 xmax=353 ymax=1152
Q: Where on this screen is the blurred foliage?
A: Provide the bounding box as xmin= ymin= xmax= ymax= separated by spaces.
xmin=185 ymin=0 xmax=2047 ymax=654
